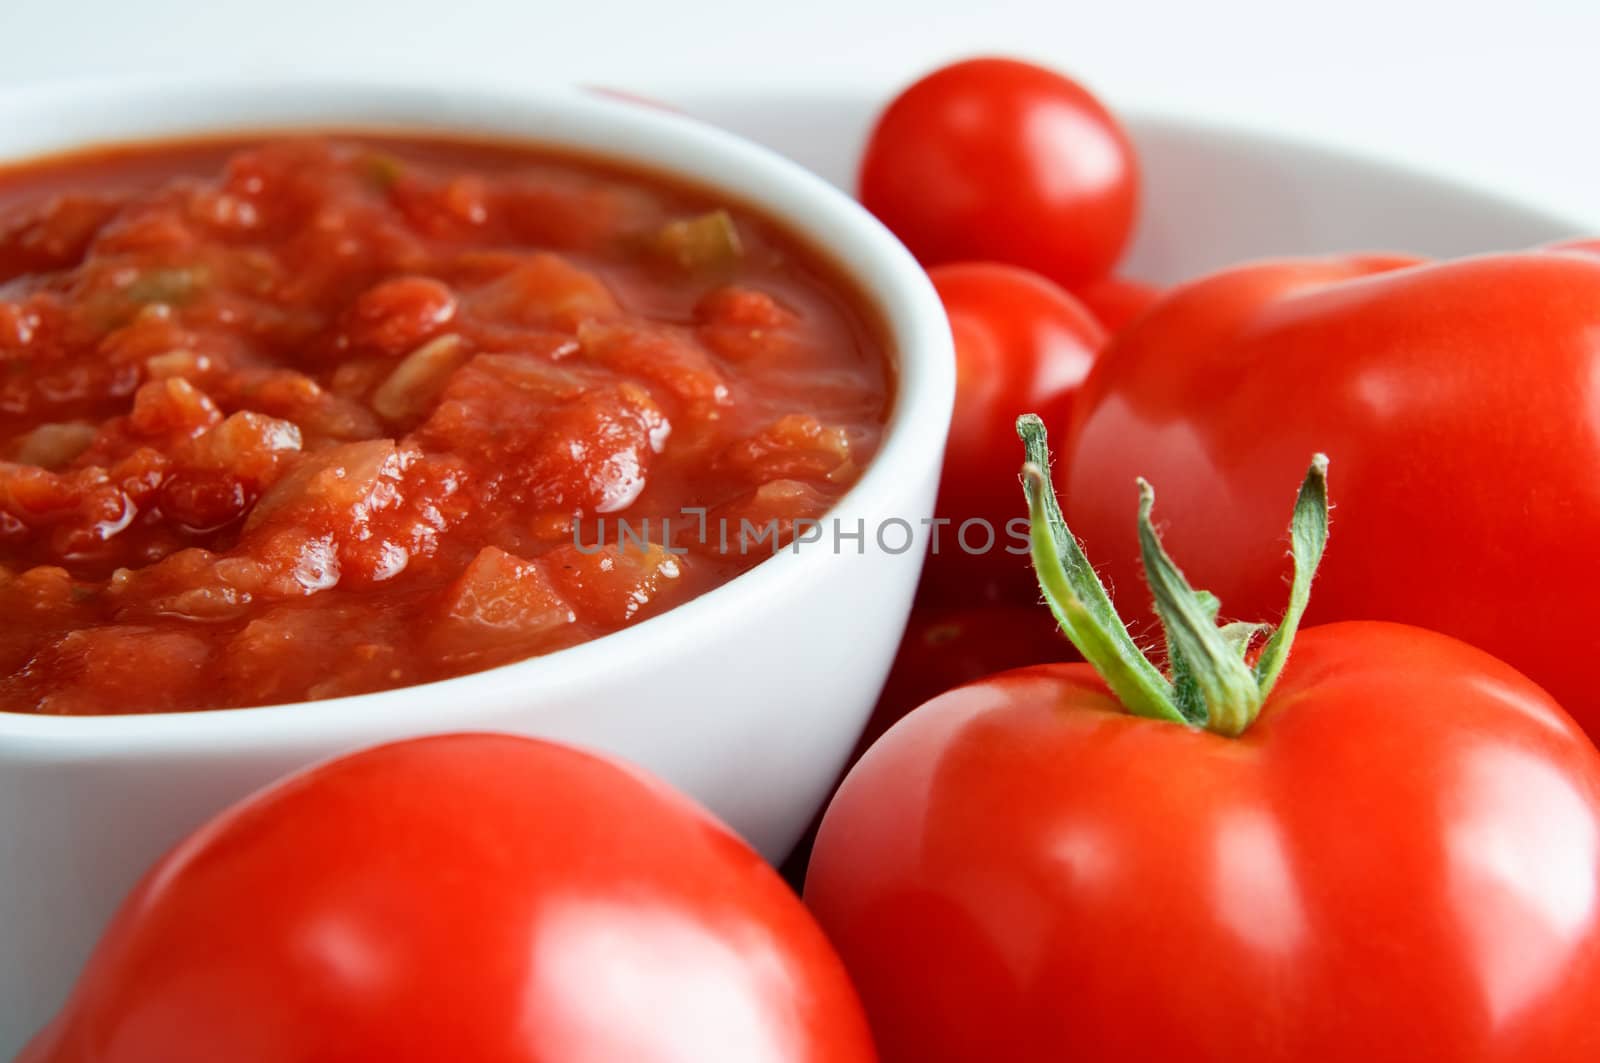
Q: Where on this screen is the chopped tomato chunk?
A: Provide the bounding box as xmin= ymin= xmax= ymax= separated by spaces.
xmin=343 ymin=276 xmax=458 ymax=356
xmin=21 ymin=626 xmax=212 ymax=715
xmin=429 ymin=546 xmax=579 ymax=663
xmin=578 ymin=320 xmax=730 ymax=414
xmin=717 ymin=415 xmax=857 ymax=484
xmin=542 ymin=541 xmax=685 ymax=626
xmin=465 ymin=253 xmax=619 ymax=332
xmin=418 ymin=354 xmax=667 ymax=515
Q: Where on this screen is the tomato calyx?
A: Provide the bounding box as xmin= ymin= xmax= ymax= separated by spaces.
xmin=1016 ymin=413 xmax=1328 ymax=736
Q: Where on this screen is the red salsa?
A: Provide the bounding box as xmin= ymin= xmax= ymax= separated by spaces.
xmin=0 ymin=135 xmax=890 ymax=714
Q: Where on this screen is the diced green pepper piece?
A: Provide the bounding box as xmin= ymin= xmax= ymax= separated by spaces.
xmin=653 ymin=210 xmax=742 ymax=271
xmin=126 ymin=265 xmax=210 ymax=306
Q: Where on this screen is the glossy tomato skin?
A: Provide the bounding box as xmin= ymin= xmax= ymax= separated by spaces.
xmin=806 ymin=622 xmax=1600 ymax=1061
xmin=860 ymin=58 xmax=1139 ymax=287
xmin=24 ymin=735 xmax=876 ymax=1063
xmin=922 ymin=263 xmax=1105 ymax=603
xmin=1063 ymin=250 xmax=1600 ymax=735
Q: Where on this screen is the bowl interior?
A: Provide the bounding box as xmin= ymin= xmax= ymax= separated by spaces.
xmin=668 ymin=88 xmax=1585 ymax=277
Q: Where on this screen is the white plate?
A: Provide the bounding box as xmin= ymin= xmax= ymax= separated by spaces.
xmin=669 ymin=88 xmax=1586 ymax=277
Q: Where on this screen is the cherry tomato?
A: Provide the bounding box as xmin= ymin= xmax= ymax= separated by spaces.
xmin=1072 ymin=274 xmax=1160 ymax=334
xmin=808 ymin=428 xmax=1600 ymax=1061
xmin=922 ymin=262 xmax=1105 ymax=603
xmin=1062 ymin=250 xmax=1600 ymax=736
xmin=23 ymin=735 xmax=876 ymax=1063
xmin=860 ymin=58 xmax=1139 ymax=287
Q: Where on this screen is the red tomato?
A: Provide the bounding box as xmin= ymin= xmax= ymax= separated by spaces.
xmin=922 ymin=262 xmax=1105 ymax=603
xmin=859 ymin=58 xmax=1139 ymax=287
xmin=808 ymin=625 xmax=1600 ymax=1062
xmin=807 ymin=428 xmax=1600 ymax=1061
xmin=1072 ymin=274 xmax=1160 ymax=334
xmin=1062 ymin=250 xmax=1600 ymax=736
xmin=23 ymin=735 xmax=876 ymax=1063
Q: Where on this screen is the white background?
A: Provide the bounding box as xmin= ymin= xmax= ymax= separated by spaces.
xmin=0 ymin=0 xmax=1595 ymax=224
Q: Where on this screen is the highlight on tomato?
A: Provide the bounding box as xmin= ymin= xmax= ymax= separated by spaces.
xmin=23 ymin=734 xmax=877 ymax=1063
xmin=804 ymin=415 xmax=1600 ymax=1062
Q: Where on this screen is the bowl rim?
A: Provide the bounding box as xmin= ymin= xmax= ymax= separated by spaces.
xmin=0 ymin=74 xmax=956 ymax=747
xmin=663 ymin=84 xmax=1592 ymax=252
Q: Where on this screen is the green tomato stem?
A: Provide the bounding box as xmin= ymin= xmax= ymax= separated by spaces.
xmin=1017 ymin=419 xmax=1185 ymax=725
xmin=1136 ymin=478 xmax=1262 ymax=736
xmin=1015 ymin=414 xmax=1331 ymax=738
xmin=1163 ymin=589 xmax=1219 ymax=724
xmin=1252 ymin=453 xmax=1330 ymax=699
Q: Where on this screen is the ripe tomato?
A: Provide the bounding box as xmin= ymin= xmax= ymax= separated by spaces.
xmin=23 ymin=735 xmax=876 ymax=1063
xmin=859 ymin=58 xmax=1139 ymax=287
xmin=1072 ymin=274 xmax=1160 ymax=334
xmin=1062 ymin=250 xmax=1600 ymax=736
xmin=809 ymin=625 xmax=1600 ymax=1062
xmin=922 ymin=262 xmax=1105 ymax=603
xmin=807 ymin=422 xmax=1600 ymax=1061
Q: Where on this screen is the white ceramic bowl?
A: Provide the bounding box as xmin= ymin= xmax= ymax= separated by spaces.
xmin=0 ymin=78 xmax=955 ymax=1046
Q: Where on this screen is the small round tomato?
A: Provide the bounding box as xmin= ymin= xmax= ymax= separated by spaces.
xmin=921 ymin=262 xmax=1104 ymax=603
xmin=23 ymin=734 xmax=876 ymax=1063
xmin=807 ymin=420 xmax=1600 ymax=1062
xmin=860 ymin=58 xmax=1139 ymax=287
xmin=1072 ymin=274 xmax=1160 ymax=334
